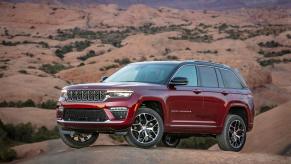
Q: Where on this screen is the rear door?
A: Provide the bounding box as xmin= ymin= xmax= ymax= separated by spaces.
xmin=196 ymin=65 xmax=227 ymax=126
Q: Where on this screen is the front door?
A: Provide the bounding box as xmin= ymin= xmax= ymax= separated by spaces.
xmin=166 ymin=65 xmax=204 ymax=127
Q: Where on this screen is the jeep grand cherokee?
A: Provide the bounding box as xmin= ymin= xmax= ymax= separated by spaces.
xmin=57 ymin=60 xmax=254 ymax=151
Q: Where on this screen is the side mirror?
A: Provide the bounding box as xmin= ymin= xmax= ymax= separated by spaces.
xmin=169 ymin=77 xmax=188 ymax=86
xmin=100 ymin=76 xmax=108 ymax=82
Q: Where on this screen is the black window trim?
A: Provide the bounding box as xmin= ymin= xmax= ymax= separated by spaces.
xmin=196 ymin=65 xmax=219 ymax=88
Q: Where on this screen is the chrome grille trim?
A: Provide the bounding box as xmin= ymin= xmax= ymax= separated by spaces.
xmin=67 ymin=90 xmax=106 ymax=102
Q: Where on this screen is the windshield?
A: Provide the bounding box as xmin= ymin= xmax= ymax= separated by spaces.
xmin=104 ymin=63 xmax=177 ymax=84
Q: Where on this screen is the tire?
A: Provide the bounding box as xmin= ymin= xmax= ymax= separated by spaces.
xmin=217 ymin=114 xmax=247 ymax=152
xmin=126 ymin=108 xmax=164 ymax=149
xmin=162 ymin=134 xmax=180 ymax=147
xmin=59 ymin=127 xmax=99 ymax=149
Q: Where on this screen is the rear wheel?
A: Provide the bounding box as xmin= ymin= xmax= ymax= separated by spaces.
xmin=217 ymin=114 xmax=247 ymax=152
xmin=126 ymin=108 xmax=164 ymax=149
xmin=59 ymin=127 xmax=98 ymax=148
xmin=162 ymin=134 xmax=180 ymax=147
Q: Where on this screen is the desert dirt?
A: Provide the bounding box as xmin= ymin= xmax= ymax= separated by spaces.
xmin=0 ymin=1 xmax=291 ymax=163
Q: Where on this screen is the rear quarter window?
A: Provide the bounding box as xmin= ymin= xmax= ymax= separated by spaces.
xmin=220 ymin=69 xmax=244 ymax=89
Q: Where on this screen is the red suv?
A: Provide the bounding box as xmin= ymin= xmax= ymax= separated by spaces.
xmin=57 ymin=61 xmax=254 ymax=151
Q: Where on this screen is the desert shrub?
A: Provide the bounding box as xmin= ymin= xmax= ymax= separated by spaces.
xmin=38 ymin=100 xmax=57 ymax=109
xmin=0 ymin=99 xmax=35 ymax=108
xmin=197 ymin=50 xmax=218 ymax=54
xmin=218 ymin=23 xmax=228 ymax=32
xmin=18 ymin=70 xmax=28 ymax=74
xmin=21 ymin=99 xmax=36 ymax=107
xmin=40 ymin=63 xmax=66 ymax=74
xmin=259 ymin=104 xmax=277 ymax=114
xmin=170 ymin=28 xmax=213 ymax=43
xmin=78 ymin=50 xmax=104 ymax=61
xmin=258 ymin=49 xmax=291 ymax=57
xmin=178 ymin=137 xmax=217 ymax=149
xmin=0 ymin=146 xmax=17 ymax=162
xmin=78 ymin=63 xmax=85 ymax=67
xmin=31 ymin=126 xmax=59 ymax=142
xmin=55 ymin=45 xmax=73 ymax=58
xmin=99 ymin=64 xmax=119 ymax=71
xmin=38 ymin=41 xmax=49 ymax=48
xmin=166 ymin=55 xmax=179 ymax=60
xmin=287 ymin=34 xmax=291 ymax=39
xmin=1 ymin=40 xmax=20 ymax=46
xmin=258 ymin=41 xmax=281 ymax=48
xmin=0 ymin=73 xmax=3 ymax=78
xmin=258 ymin=58 xmax=291 ymax=66
xmin=114 ymin=57 xmax=131 ymax=65
xmin=2 ymin=120 xmax=59 ymax=143
xmin=74 ymin=40 xmax=91 ymax=51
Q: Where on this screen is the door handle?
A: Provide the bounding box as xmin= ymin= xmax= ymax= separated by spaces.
xmin=193 ymin=89 xmax=202 ymax=94
xmin=221 ymin=90 xmax=228 ymax=96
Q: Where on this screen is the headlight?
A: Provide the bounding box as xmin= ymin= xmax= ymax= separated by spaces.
xmin=106 ymin=90 xmax=133 ymax=98
xmin=60 ymin=89 xmax=67 ymax=100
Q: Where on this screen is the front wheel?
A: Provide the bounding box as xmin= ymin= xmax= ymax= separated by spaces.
xmin=59 ymin=127 xmax=99 ymax=148
xmin=217 ymin=114 xmax=247 ymax=152
xmin=126 ymin=108 xmax=164 ymax=149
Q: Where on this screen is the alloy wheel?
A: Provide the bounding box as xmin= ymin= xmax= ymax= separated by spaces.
xmin=228 ymin=120 xmax=246 ymax=148
xmin=130 ymin=113 xmax=160 ymax=144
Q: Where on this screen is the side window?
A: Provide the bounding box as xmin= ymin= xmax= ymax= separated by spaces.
xmin=197 ymin=66 xmax=218 ymax=88
xmin=172 ymin=65 xmax=197 ymax=86
xmin=220 ymin=69 xmax=243 ymax=89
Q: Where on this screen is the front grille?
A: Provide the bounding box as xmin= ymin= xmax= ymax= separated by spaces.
xmin=67 ymin=90 xmax=106 ymax=102
xmin=63 ymin=109 xmax=108 ymax=122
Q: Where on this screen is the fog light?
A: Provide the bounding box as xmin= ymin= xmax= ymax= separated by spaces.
xmin=110 ymin=107 xmax=128 ymax=120
xmin=56 ymin=105 xmax=64 ymax=119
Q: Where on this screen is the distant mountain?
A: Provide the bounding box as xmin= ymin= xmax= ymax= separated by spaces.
xmin=3 ymin=0 xmax=291 ymax=9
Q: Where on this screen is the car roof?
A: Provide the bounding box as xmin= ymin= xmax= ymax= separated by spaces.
xmin=132 ymin=60 xmax=231 ymax=69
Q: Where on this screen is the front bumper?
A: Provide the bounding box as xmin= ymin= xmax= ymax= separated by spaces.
xmin=57 ymin=99 xmax=140 ymax=132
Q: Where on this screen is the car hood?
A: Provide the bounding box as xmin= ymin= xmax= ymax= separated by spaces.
xmin=63 ymin=82 xmax=166 ymax=91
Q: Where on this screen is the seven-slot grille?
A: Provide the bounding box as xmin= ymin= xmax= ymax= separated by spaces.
xmin=67 ymin=90 xmax=106 ymax=102
xmin=63 ymin=109 xmax=108 ymax=122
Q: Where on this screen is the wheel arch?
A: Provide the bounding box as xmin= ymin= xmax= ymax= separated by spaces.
xmin=223 ymin=103 xmax=250 ymax=131
xmin=136 ymin=97 xmax=167 ymax=122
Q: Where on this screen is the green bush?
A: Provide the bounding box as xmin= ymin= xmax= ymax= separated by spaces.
xmin=258 ymin=41 xmax=281 ymax=48
xmin=99 ymin=64 xmax=119 ymax=71
xmin=178 ymin=137 xmax=217 ymax=149
xmin=55 ymin=45 xmax=73 ymax=58
xmin=258 ymin=58 xmax=291 ymax=66
xmin=78 ymin=50 xmax=97 ymax=61
xmin=0 ymin=146 xmax=17 ymax=162
xmin=40 ymin=63 xmax=66 ymax=74
xmin=0 ymin=99 xmax=35 ymax=108
xmin=258 ymin=49 xmax=291 ymax=57
xmin=0 ymin=99 xmax=56 ymax=109
xmin=114 ymin=57 xmax=131 ymax=65
xmin=38 ymin=100 xmax=57 ymax=109
xmin=18 ymin=70 xmax=28 ymax=74
xmin=2 ymin=120 xmax=59 ymax=143
xmin=74 ymin=40 xmax=91 ymax=51
xmin=259 ymin=104 xmax=277 ymax=114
